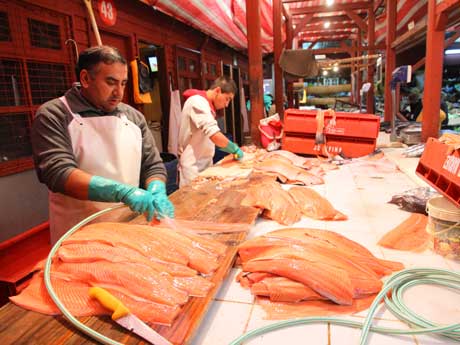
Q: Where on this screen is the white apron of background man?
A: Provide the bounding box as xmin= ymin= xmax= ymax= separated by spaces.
xmin=49 ymin=96 xmax=142 ymax=244
xmin=167 ymin=89 xmax=182 ymax=156
xmin=177 ymin=95 xmax=219 ymax=187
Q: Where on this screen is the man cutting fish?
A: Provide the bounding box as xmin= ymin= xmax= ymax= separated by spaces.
xmin=31 ymin=45 xmax=174 ymax=244
xmin=178 ymin=76 xmax=244 ymax=186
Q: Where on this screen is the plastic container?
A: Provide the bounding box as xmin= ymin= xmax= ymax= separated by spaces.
xmin=282 ymin=134 xmax=377 ymax=158
xmin=416 ymin=137 xmax=460 ymax=207
xmin=283 ymin=109 xmax=380 ymax=139
xmin=426 ymin=195 xmax=460 ymax=260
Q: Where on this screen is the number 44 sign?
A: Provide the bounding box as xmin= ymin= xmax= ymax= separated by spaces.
xmin=98 ymin=0 xmax=117 ymax=26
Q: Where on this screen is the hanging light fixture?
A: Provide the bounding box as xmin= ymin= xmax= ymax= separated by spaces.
xmin=322 ymin=70 xmax=329 ymax=76
xmin=324 ymin=21 xmax=331 ymax=29
xmin=333 ymin=65 xmax=339 ymax=72
xmin=326 ymin=0 xmax=335 ymax=6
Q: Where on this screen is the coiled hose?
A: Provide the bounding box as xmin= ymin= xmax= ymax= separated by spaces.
xmin=44 ymin=205 xmax=126 ymax=345
xmin=44 ymin=212 xmax=460 ymax=345
xmin=229 ymin=268 xmax=460 ymax=345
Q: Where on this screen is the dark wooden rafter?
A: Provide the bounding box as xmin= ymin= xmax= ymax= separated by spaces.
xmin=344 ymin=9 xmax=368 ymax=33
xmin=290 ymin=1 xmax=372 ymax=16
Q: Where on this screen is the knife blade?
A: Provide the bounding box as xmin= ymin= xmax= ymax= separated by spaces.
xmin=89 ymin=287 xmax=172 ymax=345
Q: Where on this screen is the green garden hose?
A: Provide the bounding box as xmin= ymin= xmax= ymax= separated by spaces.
xmin=44 ymin=205 xmax=126 ymax=345
xmin=229 ymin=268 xmax=460 ymax=345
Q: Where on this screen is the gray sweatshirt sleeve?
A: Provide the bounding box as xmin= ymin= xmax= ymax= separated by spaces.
xmin=31 ymin=100 xmax=77 ymax=193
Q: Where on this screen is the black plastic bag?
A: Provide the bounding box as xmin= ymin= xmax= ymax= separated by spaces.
xmin=388 ymin=187 xmax=439 ymax=214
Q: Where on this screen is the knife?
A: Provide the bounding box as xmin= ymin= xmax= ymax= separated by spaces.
xmin=89 ymin=287 xmax=172 ymax=345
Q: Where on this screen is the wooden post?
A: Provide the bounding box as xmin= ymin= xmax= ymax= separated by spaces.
xmin=384 ymin=0 xmax=396 ymax=122
xmin=246 ymin=0 xmax=264 ymax=144
xmin=357 ymin=33 xmax=362 ymax=108
xmin=422 ymin=0 xmax=445 ymax=141
xmin=366 ymin=2 xmax=375 ymax=113
xmin=273 ymin=0 xmax=284 ymax=118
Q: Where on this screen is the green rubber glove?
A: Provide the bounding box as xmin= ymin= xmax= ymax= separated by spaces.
xmin=147 ymin=180 xmax=175 ymax=219
xmin=88 ymin=175 xmax=155 ymax=221
xmin=219 ymin=140 xmax=244 ymax=160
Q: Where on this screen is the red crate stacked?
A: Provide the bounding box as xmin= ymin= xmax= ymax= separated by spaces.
xmin=282 ymin=109 xmax=380 ymax=158
xmin=416 ymin=137 xmax=460 ymax=207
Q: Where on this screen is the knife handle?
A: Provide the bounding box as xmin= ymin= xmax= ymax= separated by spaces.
xmin=89 ymin=287 xmax=130 ymax=320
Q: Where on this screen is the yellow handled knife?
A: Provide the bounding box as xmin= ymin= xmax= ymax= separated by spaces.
xmin=89 ymin=287 xmax=172 ymax=345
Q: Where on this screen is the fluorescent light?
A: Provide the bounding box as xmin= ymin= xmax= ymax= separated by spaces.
xmin=445 ymin=49 xmax=460 ymax=55
xmin=315 ymin=54 xmax=326 ymax=60
xmin=324 ymin=21 xmax=331 ymax=29
xmin=326 ymin=0 xmax=334 ymax=6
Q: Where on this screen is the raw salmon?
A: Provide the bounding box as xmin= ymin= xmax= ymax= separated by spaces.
xmin=255 ymin=158 xmax=324 ymax=185
xmin=54 ymin=261 xmax=189 ymax=306
xmin=243 ymin=258 xmax=354 ymax=305
xmin=58 ymin=243 xmax=198 ymax=277
xmin=237 ymin=228 xmax=404 ymax=308
xmin=9 ymin=272 xmax=181 ymax=325
xmin=378 ymin=213 xmax=430 ymax=252
xmin=240 ymin=182 xmax=301 ymax=225
xmin=288 ymin=186 xmax=347 ymax=221
xmin=251 ymin=276 xmax=328 ymax=302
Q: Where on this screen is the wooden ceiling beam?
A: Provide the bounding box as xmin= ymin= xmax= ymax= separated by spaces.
xmin=344 ymin=9 xmax=368 ymax=33
xmin=298 ymin=22 xmax=359 ymax=31
xmin=436 ymin=0 xmax=459 ymax=16
xmin=293 ymin=14 xmax=364 ymax=25
xmin=291 ymin=1 xmax=371 ymax=16
xmin=293 ymin=13 xmax=314 ymax=37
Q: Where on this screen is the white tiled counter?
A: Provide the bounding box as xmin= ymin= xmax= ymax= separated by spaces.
xmin=190 ymin=144 xmax=460 ymax=345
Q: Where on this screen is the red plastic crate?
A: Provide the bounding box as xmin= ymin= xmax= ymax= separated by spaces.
xmin=284 ymin=109 xmax=380 ymax=139
xmin=282 ymin=134 xmax=377 ymax=158
xmin=416 ymin=137 xmax=460 ymax=207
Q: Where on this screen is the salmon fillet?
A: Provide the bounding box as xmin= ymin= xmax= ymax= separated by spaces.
xmin=243 ymin=258 xmax=354 ymax=305
xmin=238 ymin=228 xmax=404 ymax=308
xmin=240 ymin=181 xmax=301 ymax=225
xmin=255 ymin=158 xmax=324 ymax=185
xmin=9 ymin=272 xmax=181 ymax=325
xmin=251 ymin=276 xmax=328 ymax=302
xmin=378 ymin=213 xmax=430 ymax=252
xmin=288 ymin=186 xmax=347 ymax=221
xmin=54 ymin=261 xmax=189 ymax=306
xmin=58 ymin=243 xmax=198 ymax=277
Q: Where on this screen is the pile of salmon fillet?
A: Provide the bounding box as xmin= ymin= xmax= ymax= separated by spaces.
xmin=237 ymin=228 xmax=404 ymax=306
xmin=10 ymin=222 xmax=227 ymax=325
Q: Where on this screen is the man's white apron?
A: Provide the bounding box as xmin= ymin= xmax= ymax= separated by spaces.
xmin=49 ymin=96 xmax=142 ymax=244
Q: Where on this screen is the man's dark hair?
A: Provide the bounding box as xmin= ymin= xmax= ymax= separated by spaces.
xmin=76 ymin=45 xmax=127 ymax=81
xmin=210 ymin=76 xmax=237 ymax=95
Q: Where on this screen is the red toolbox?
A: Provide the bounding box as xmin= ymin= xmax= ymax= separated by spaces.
xmin=282 ymin=109 xmax=380 ymax=158
xmin=416 ymin=137 xmax=460 ymax=207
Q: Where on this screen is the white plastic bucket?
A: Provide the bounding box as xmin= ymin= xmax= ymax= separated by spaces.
xmin=426 ymin=195 xmax=460 ymax=259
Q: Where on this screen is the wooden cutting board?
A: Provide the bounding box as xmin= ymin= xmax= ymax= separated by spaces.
xmin=0 ymin=172 xmax=275 ymax=345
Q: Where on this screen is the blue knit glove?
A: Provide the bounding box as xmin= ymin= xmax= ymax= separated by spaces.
xmin=147 ymin=180 xmax=175 ymax=219
xmin=219 ymin=140 xmax=244 ymax=160
xmin=88 ymin=176 xmax=155 ymax=220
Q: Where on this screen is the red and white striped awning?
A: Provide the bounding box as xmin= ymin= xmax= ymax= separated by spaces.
xmin=139 ymin=1 xmax=442 ymax=52
xmin=140 ymin=0 xmax=278 ymax=52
